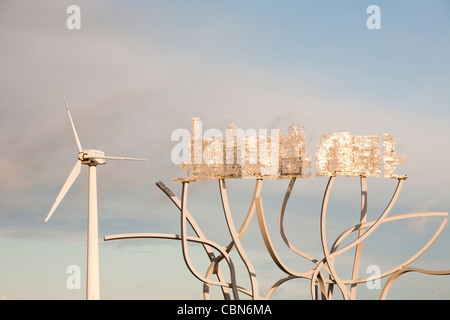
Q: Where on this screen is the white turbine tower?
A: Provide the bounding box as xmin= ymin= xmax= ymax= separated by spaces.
xmin=45 ymin=92 xmax=146 ymax=300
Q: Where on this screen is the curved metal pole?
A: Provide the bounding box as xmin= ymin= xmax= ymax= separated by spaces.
xmin=331 ymin=212 xmax=447 ymax=255
xmin=156 ymin=179 xmax=262 ymax=300
xmin=256 ymin=176 xmax=335 ymax=299
xmin=264 ymin=275 xmax=297 ymax=300
xmin=227 ymin=178 xmax=263 ymax=251
xmin=104 ymin=232 xmax=239 ymax=297
xmin=310 ymin=261 xmax=331 ymax=300
xmin=264 ymin=273 xmax=327 ymax=300
xmin=379 ymin=267 xmax=450 ymax=300
xmin=203 ymin=258 xmax=253 ymax=299
xmin=255 ymin=196 xmax=316 ymax=278
xmin=329 ymin=212 xmax=447 ymax=285
xmin=350 ymin=176 xmax=367 ymax=299
xmin=205 ymin=179 xmax=262 ymax=265
xmin=219 ymin=179 xmax=260 ymax=300
xmin=203 ymin=178 xmax=262 ymax=298
xmin=156 ymin=181 xmax=231 ymax=299
xmin=319 ymin=176 xmax=352 ymax=300
xmin=355 ymin=215 xmax=447 ymax=285
xmin=329 ymin=177 xmax=406 ymax=259
xmin=180 ymin=182 xmax=240 ymax=299
xmin=279 ymin=178 xmax=325 ymax=266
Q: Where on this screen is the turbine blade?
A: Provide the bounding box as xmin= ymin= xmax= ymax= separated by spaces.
xmin=84 ymin=155 xmax=147 ymax=161
xmin=62 ymin=92 xmax=83 ymax=153
xmin=45 ymin=160 xmax=82 ymax=222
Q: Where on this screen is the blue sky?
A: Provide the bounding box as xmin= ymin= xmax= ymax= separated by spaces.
xmin=0 ymin=0 xmax=449 ymax=300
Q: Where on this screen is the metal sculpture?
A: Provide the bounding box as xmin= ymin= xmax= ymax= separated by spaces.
xmin=104 ymin=118 xmax=449 ymax=299
xmin=105 ymin=176 xmax=449 ymax=300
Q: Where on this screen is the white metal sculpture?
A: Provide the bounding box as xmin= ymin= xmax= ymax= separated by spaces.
xmin=45 ymin=93 xmax=146 ymax=300
xmin=103 ymin=117 xmax=450 ymax=299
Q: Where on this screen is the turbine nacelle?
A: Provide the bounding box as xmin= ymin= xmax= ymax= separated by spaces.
xmin=79 ymin=149 xmax=106 ymax=166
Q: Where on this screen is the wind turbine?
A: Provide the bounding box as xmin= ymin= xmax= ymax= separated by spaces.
xmin=45 ymin=92 xmax=146 ymax=300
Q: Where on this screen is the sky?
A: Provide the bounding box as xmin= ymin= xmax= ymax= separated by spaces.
xmin=0 ymin=0 xmax=450 ymax=300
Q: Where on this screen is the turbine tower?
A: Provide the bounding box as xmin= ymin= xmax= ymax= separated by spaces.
xmin=45 ymin=92 xmax=146 ymax=300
